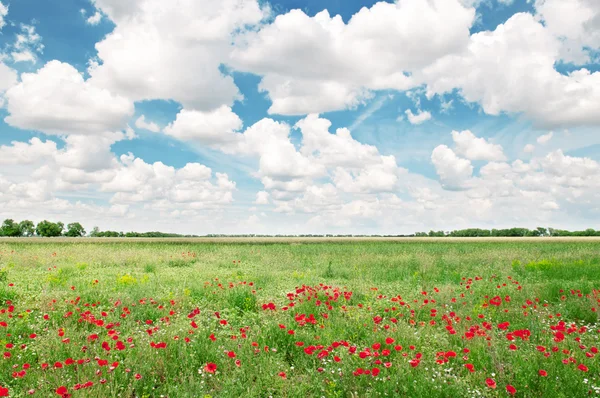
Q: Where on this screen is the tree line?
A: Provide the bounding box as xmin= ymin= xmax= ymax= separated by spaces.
xmin=415 ymin=227 xmax=600 ymax=237
xmin=1 ymin=218 xmax=599 ymax=238
xmin=0 ymin=219 xmax=86 ymax=237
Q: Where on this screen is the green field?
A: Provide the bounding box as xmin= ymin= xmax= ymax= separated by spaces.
xmin=0 ymin=239 xmax=599 ymax=397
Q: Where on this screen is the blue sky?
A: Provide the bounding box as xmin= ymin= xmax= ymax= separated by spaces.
xmin=0 ymin=0 xmax=599 ymax=234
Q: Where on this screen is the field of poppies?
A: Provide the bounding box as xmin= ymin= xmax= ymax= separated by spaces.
xmin=0 ymin=239 xmax=599 ymax=397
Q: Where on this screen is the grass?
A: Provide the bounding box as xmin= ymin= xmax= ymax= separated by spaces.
xmin=0 ymin=239 xmax=598 ymax=397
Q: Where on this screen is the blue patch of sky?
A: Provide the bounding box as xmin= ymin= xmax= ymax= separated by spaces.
xmin=2 ymin=0 xmax=111 ymax=74
xmin=471 ymin=0 xmax=535 ymax=33
xmin=266 ymin=0 xmax=393 ymax=21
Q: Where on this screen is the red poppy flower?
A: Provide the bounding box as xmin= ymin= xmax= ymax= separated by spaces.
xmin=578 ymin=364 xmax=588 ymax=372
xmin=486 ymin=378 xmax=497 ymax=389
xmin=278 ymin=372 xmax=286 ymax=379
xmin=0 ymin=386 xmax=8 ymax=397
xmin=227 ymin=351 xmax=236 ymax=358
xmin=538 ymin=369 xmax=548 ymax=377
xmin=204 ymin=363 xmax=217 ymax=373
xmin=506 ymin=385 xmax=516 ymax=395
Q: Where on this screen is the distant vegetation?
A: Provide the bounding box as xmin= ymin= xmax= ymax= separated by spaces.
xmin=1 ymin=218 xmax=599 ymax=238
xmin=415 ymin=227 xmax=600 ymax=237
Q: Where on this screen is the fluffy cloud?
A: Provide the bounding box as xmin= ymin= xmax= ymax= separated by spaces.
xmin=135 ymin=115 xmax=160 ymax=133
xmin=405 ymin=109 xmax=432 ymax=125
xmin=0 ymin=1 xmax=7 ymax=30
xmin=231 ymin=0 xmax=475 ymax=114
xmin=0 ymin=138 xmax=57 ymax=165
xmin=451 ymin=130 xmax=506 ymax=161
xmin=537 ymin=131 xmax=553 ymax=144
xmin=89 ymin=0 xmax=267 ymax=110
xmin=86 ymin=11 xmax=102 ymax=25
xmin=431 ymin=145 xmax=473 ymax=189
xmin=0 ymin=62 xmax=17 ymax=97
xmin=164 ymin=106 xmax=243 ymax=148
xmin=420 ymin=13 xmax=600 ymax=128
xmin=534 ymin=0 xmax=600 ymax=64
xmin=5 ymin=61 xmax=134 ymax=135
xmin=255 ymin=191 xmax=270 ymax=205
xmin=102 ymin=155 xmax=236 ymax=208
xmin=12 ymin=24 xmax=44 ymax=63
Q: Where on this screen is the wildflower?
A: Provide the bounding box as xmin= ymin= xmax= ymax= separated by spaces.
xmin=486 ymin=378 xmax=497 ymax=389
xmin=506 ymin=385 xmax=516 ymax=395
xmin=204 ymin=363 xmax=217 ymax=373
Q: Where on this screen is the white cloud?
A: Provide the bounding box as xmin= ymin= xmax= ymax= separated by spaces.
xmin=255 ymin=191 xmax=270 ymax=205
xmin=5 ymin=61 xmax=134 ymax=135
xmin=534 ymin=0 xmax=600 ymax=64
xmin=405 ymin=109 xmax=432 ymax=125
xmin=431 ymin=145 xmax=473 ymax=189
xmin=0 ymin=61 xmax=18 ymax=99
xmin=102 ymin=155 xmax=236 ymax=208
xmin=524 ymin=144 xmax=535 ymax=153
xmin=89 ymin=0 xmax=267 ymax=110
xmin=164 ymin=106 xmax=243 ymax=147
xmin=86 ymin=11 xmax=102 ymax=25
xmin=135 ymin=115 xmax=160 ymax=133
xmin=420 ymin=13 xmax=600 ymax=128
xmin=0 ymin=138 xmax=58 ymax=165
xmin=12 ymin=24 xmax=44 ymax=63
xmin=537 ymin=131 xmax=553 ymax=144
xmin=231 ymin=0 xmax=475 ymax=114
xmin=451 ymin=130 xmax=506 ymax=161
xmin=0 ymin=1 xmax=7 ymax=30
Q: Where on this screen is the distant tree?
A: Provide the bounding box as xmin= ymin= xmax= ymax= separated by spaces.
xmin=65 ymin=222 xmax=86 ymax=237
xmin=35 ymin=220 xmax=64 ymax=237
xmin=89 ymin=226 xmax=100 ymax=237
xmin=0 ymin=219 xmax=22 ymax=237
xmin=18 ymin=220 xmax=35 ymax=237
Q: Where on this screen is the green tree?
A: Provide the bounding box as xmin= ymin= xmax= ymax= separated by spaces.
xmin=89 ymin=226 xmax=100 ymax=237
xmin=65 ymin=222 xmax=86 ymax=237
xmin=0 ymin=219 xmax=22 ymax=237
xmin=18 ymin=220 xmax=35 ymax=237
xmin=35 ymin=220 xmax=64 ymax=237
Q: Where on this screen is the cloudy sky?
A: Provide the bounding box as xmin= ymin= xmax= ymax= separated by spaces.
xmin=0 ymin=0 xmax=599 ymax=235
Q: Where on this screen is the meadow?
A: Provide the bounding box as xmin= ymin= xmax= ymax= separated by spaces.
xmin=0 ymin=238 xmax=599 ymax=397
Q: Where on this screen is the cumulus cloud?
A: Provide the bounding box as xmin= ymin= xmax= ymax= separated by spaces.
xmin=533 ymin=0 xmax=600 ymax=64
xmin=405 ymin=109 xmax=432 ymax=125
xmin=164 ymin=106 xmax=243 ymax=147
xmin=0 ymin=1 xmax=7 ymax=30
xmin=5 ymin=61 xmax=134 ymax=135
xmin=537 ymin=131 xmax=553 ymax=144
xmin=231 ymin=0 xmax=475 ymax=114
xmin=11 ymin=24 xmax=44 ymax=63
xmin=451 ymin=130 xmax=506 ymax=161
xmin=135 ymin=115 xmax=160 ymax=133
xmin=431 ymin=145 xmax=473 ymax=189
xmin=86 ymin=11 xmax=102 ymax=25
xmin=420 ymin=13 xmax=600 ymax=128
xmin=255 ymin=191 xmax=270 ymax=205
xmin=89 ymin=0 xmax=267 ymax=110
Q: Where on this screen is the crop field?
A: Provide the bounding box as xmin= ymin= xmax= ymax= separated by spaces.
xmin=0 ymin=239 xmax=599 ymax=397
